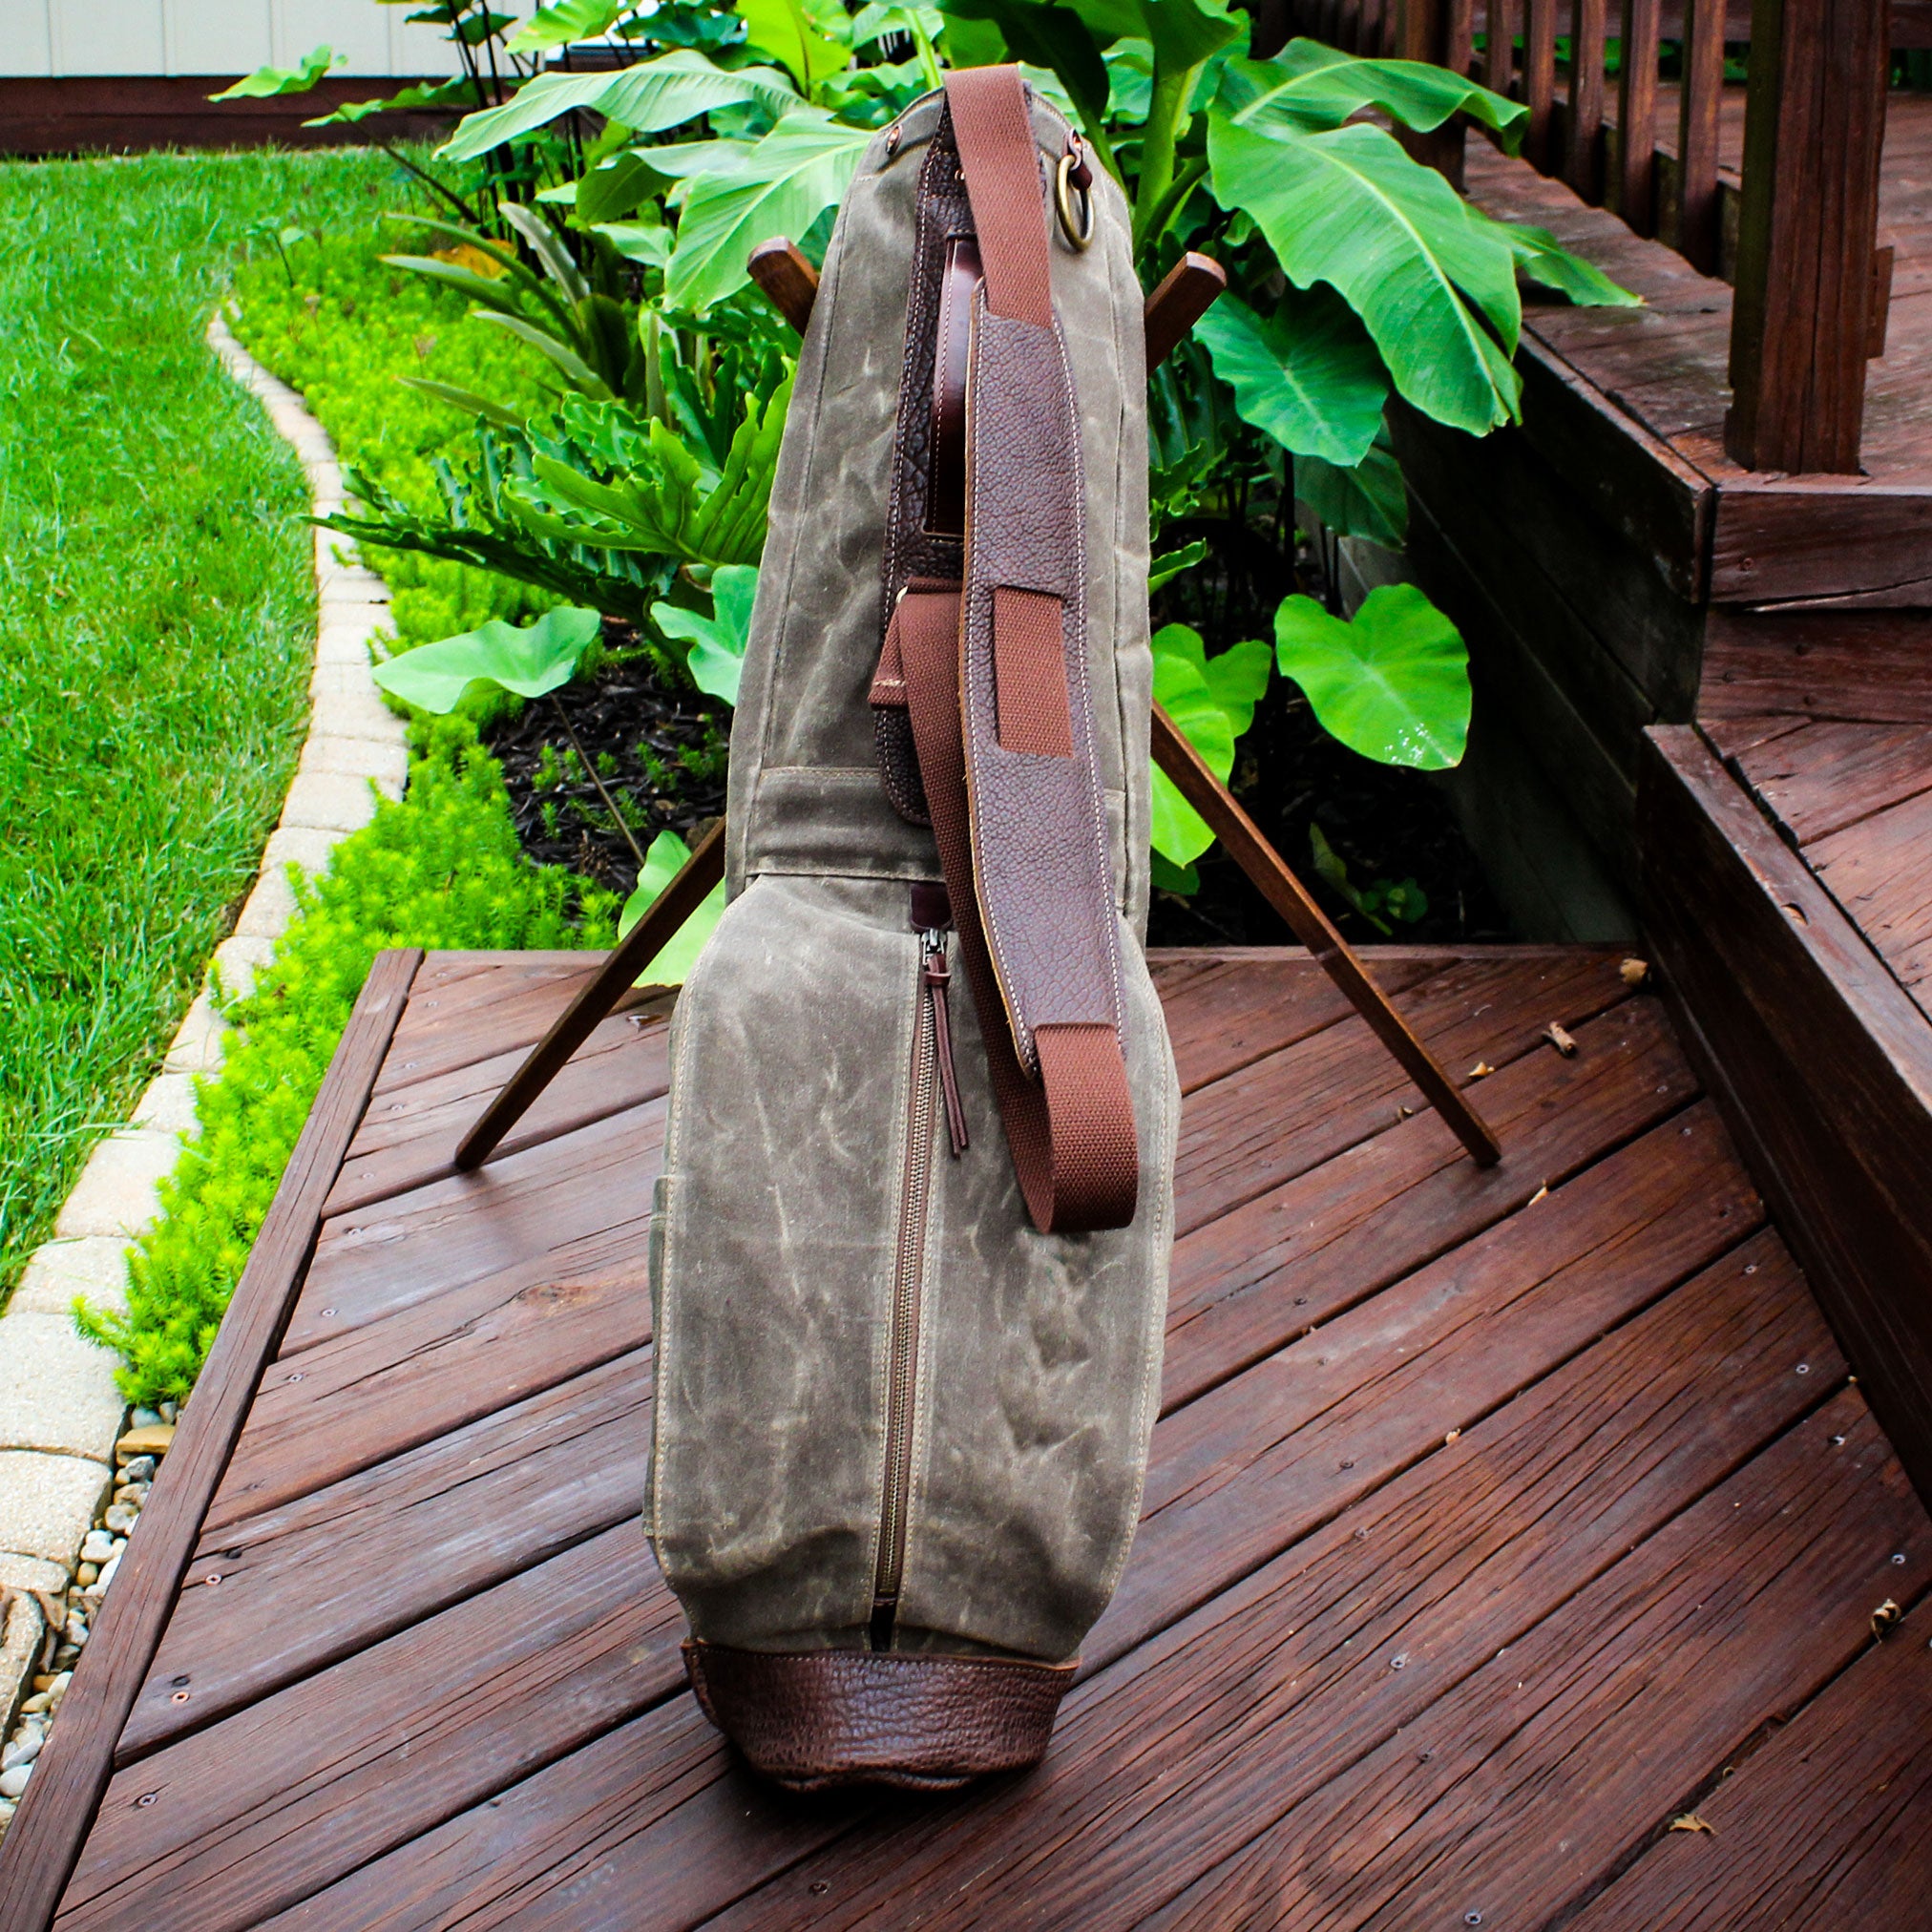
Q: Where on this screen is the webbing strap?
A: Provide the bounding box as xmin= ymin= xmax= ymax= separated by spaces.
xmin=943 ymin=66 xmax=1054 ymax=326
xmin=894 ymin=587 xmax=1139 ymax=1233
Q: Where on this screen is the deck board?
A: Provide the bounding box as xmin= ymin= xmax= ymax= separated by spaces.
xmin=8 ymin=946 xmax=1925 ymax=1931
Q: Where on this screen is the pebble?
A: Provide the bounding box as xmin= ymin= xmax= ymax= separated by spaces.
xmin=79 ymin=1530 xmax=116 ymax=1565
xmin=103 ymin=1502 xmax=138 ymax=1535
xmin=18 ymin=1693 xmax=50 ymax=1716
xmin=160 ymin=1400 xmax=178 ymax=1423
xmin=0 ymin=1798 xmax=14 ymax=1829
xmin=93 ymin=1552 xmax=121 ymax=1596
xmin=64 ymin=1612 xmax=88 ymax=1648
xmin=1 ymin=1737 xmax=39 ymax=1774
xmin=120 ymin=1456 xmax=157 ymax=1484
xmin=0 ymin=1764 xmax=31 ymax=1801
xmin=114 ymin=1481 xmax=150 ymax=1507
xmin=130 ymin=1406 xmax=163 ymax=1429
xmin=75 ymin=1563 xmax=98 ymax=1586
xmin=116 ymin=1422 xmax=174 ymax=1459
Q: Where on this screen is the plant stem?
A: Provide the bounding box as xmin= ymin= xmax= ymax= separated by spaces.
xmin=372 ymin=138 xmax=482 ymax=227
xmin=550 ymin=693 xmax=648 ymax=871
xmin=1137 ymin=156 xmax=1209 ymax=256
xmin=1132 ymin=61 xmax=1200 ymax=256
xmin=907 ymin=12 xmax=945 ymax=94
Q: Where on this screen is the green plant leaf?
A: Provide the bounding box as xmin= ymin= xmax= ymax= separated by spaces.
xmin=1293 ymin=446 xmax=1407 ymax=547
xmin=393 ymin=375 xmax=528 ymax=428
xmin=572 ymin=151 xmax=660 ymax=225
xmin=737 ymin=0 xmax=851 ymax=92
xmin=1273 ymin=583 xmax=1468 ymax=768
xmin=1149 ymin=850 xmax=1201 ymax=894
xmin=505 ymin=0 xmax=625 ymax=54
xmin=370 ymin=606 xmax=602 ymax=714
xmin=1309 ymin=820 xmax=1391 ymax=933
xmin=1148 ymin=623 xmax=1270 ymax=866
xmin=618 ymin=829 xmax=727 ymax=982
xmin=1208 ymin=113 xmax=1522 ymax=435
xmin=302 ymin=75 xmax=472 ymax=125
xmin=1065 ymin=0 xmax=1241 ymax=71
xmin=592 ymin=220 xmax=672 ymax=265
xmin=1491 ymin=216 xmax=1643 ymax=307
xmin=1194 ymin=285 xmax=1387 ymax=468
xmin=1219 ymin=41 xmax=1525 ymax=147
xmin=1149 ymin=536 xmax=1207 ymax=592
xmin=440 ymin=50 xmax=797 ymax=163
xmin=665 ymin=110 xmax=872 ymax=311
xmin=651 ymin=563 xmax=759 ymax=701
xmin=209 ymin=44 xmax=341 ymax=99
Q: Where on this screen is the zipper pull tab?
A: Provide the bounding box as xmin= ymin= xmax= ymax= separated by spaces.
xmin=922 ymin=930 xmax=970 ymax=1158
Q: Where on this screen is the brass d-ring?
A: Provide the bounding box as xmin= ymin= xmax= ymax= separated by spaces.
xmin=1055 ymin=151 xmax=1094 ymax=251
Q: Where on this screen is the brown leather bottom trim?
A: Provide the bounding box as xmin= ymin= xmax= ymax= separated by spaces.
xmin=683 ymin=1639 xmax=1076 ymax=1792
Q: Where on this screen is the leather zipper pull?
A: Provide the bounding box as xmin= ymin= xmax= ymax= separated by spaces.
xmin=924 ymin=934 xmax=970 ymax=1158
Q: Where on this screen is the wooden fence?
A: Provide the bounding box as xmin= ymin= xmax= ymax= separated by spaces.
xmin=1275 ymin=0 xmax=1907 ymax=472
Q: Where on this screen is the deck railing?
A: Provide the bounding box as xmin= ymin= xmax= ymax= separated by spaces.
xmin=1270 ymin=0 xmax=1903 ymax=472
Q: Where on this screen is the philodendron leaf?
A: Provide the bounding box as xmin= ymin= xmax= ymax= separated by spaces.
xmin=209 ymin=44 xmax=341 ymax=98
xmin=618 ymin=829 xmax=728 ymax=982
xmin=651 ymin=563 xmax=760 ymax=702
xmin=1066 ymin=0 xmax=1242 ymax=72
xmin=665 ymin=110 xmax=872 ymax=311
xmin=938 ymin=1 xmax=1112 ymax=127
xmin=1148 ymin=624 xmax=1271 ymax=867
xmin=1208 ymin=113 xmax=1523 ymax=436
xmin=1195 ymin=285 xmax=1387 ymax=468
xmin=1273 ymin=583 xmax=1469 ymax=769
xmin=370 ymin=606 xmax=602 ymax=714
xmin=441 ymin=50 xmax=797 ymax=163
xmin=1149 ymin=537 xmax=1208 ymax=592
xmin=1220 ymin=41 xmax=1525 ymax=148
xmin=505 ymin=0 xmax=625 ymax=55
xmin=1293 ymin=446 xmax=1407 ymax=548
xmin=1490 ymin=216 xmax=1644 ymax=307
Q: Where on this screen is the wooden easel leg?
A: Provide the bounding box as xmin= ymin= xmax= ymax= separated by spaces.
xmin=1151 ymin=704 xmax=1502 ymax=1166
xmin=453 ymin=819 xmax=726 ymax=1171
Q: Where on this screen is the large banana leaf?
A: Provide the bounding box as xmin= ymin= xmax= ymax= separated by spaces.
xmin=1488 ymin=215 xmax=1645 ymax=308
xmin=1208 ymin=114 xmax=1522 ymax=436
xmin=441 ymin=50 xmax=798 ymax=163
xmin=1218 ymin=42 xmax=1525 ymax=146
xmin=738 ymin=0 xmax=852 ymax=93
xmin=1194 ymin=285 xmax=1387 ymax=468
xmin=665 ymin=111 xmax=872 ymax=311
xmin=1273 ymin=583 xmax=1468 ymax=768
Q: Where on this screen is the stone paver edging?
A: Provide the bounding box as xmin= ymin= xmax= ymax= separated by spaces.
xmin=0 ymin=310 xmax=407 ymax=1814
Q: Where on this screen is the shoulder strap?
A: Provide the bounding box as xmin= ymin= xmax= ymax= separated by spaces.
xmin=887 ymin=67 xmax=1138 ymax=1234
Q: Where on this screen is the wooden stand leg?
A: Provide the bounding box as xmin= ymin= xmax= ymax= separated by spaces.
xmin=453 ymin=820 xmax=726 ymax=1171
xmin=1151 ymin=705 xmax=1502 ymax=1166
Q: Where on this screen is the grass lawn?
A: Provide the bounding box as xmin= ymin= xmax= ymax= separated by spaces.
xmin=0 ymin=145 xmax=422 ymax=1303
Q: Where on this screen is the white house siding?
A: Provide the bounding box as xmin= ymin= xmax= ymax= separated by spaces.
xmin=4 ymin=1 xmax=535 ymax=77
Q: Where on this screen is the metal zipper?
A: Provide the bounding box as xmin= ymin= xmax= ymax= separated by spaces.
xmin=871 ymin=912 xmax=952 ymax=1649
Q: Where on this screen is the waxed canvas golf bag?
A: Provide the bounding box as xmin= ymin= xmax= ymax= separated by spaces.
xmin=647 ymin=64 xmax=1180 ymax=1791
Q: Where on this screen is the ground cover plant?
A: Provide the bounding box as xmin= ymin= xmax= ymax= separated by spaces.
xmin=0 ymin=145 xmax=418 ymax=1308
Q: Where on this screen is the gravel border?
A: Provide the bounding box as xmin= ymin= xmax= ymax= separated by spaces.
xmin=0 ymin=310 xmax=408 ymax=1827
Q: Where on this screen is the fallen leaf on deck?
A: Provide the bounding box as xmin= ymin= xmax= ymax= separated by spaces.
xmin=1544 ymin=1021 xmax=1578 ymax=1057
xmin=1468 ymin=1061 xmax=1494 ymax=1079
xmin=1872 ymin=1598 xmax=1901 ymax=1639
xmin=1620 ymin=956 xmax=1650 ymax=987
xmin=1669 ymin=1814 xmax=1714 ymax=1836
xmin=1528 ymin=1184 xmax=1549 ymax=1205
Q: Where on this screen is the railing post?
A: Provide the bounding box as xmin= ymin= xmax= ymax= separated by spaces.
xmin=1674 ymin=0 xmax=1726 ymax=272
xmin=1396 ymin=0 xmax=1469 ymax=180
xmin=1726 ymin=0 xmax=1890 ymax=473
xmin=1523 ymin=0 xmax=1558 ymax=168
xmin=1564 ymin=0 xmax=1608 ymax=200
xmin=1615 ymin=0 xmax=1661 ymax=234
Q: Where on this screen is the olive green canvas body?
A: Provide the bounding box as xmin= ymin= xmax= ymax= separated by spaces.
xmin=646 ymin=89 xmax=1179 ymax=1670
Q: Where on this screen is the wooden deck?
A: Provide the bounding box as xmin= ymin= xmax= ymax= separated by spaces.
xmin=5 ymin=943 xmax=1929 ymax=1928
